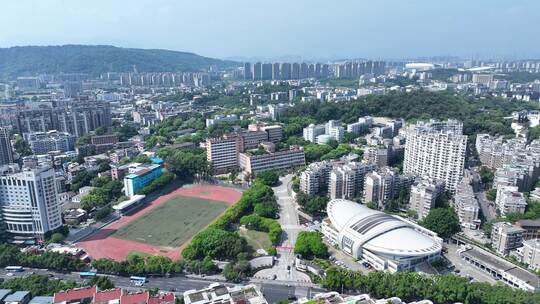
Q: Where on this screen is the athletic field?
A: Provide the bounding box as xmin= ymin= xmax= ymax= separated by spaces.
xmin=76 ymin=184 xmax=242 ymax=261
xmin=112 ymin=196 xmax=228 ymax=247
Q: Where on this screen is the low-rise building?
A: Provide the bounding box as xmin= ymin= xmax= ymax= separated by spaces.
xmin=239 ymin=146 xmax=305 ymax=175
xmin=453 ymin=173 xmax=481 ymax=229
xmin=513 ymin=239 xmax=540 ymax=271
xmin=206 ymin=136 xmax=242 ymax=174
xmin=496 ymin=185 xmax=528 ymax=216
xmin=123 ymin=163 xmax=163 ymax=197
xmin=183 ymin=283 xmax=267 ymax=304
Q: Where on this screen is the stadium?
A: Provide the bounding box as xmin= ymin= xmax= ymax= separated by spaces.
xmin=322 ymin=199 xmax=442 ymax=272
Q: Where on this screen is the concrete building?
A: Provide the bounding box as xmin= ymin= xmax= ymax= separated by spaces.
xmin=300 ymin=161 xmax=332 ymax=195
xmin=408 ymin=180 xmax=445 ymax=220
xmin=476 ymin=134 xmax=526 ymax=169
xmin=329 ymin=162 xmax=376 ymax=200
xmin=363 ymin=146 xmax=390 ymax=168
xmin=123 ymin=163 xmax=163 ymax=197
xmin=238 ymin=146 xmax=305 ymax=175
xmin=206 ymin=136 xmax=242 ymax=174
xmin=514 ymin=239 xmax=540 ymax=271
xmin=0 ymin=166 xmax=62 ymax=244
xmin=325 ymin=120 xmax=344 ymax=142
xmin=363 ymin=167 xmax=414 ymax=208
xmin=403 ymin=119 xmax=467 ymax=192
xmin=303 ymin=124 xmax=325 ymax=143
xmin=205 ymin=114 xmax=238 ymax=128
xmin=491 ymin=222 xmax=525 ymax=256
xmin=24 ymin=131 xmax=76 ymax=154
xmin=453 ymin=175 xmax=481 ymax=229
xmin=322 ymin=199 xmax=442 ymax=272
xmin=90 ymin=134 xmax=119 ymax=146
xmin=516 ymin=219 xmax=540 ymax=240
xmin=0 ymin=127 xmax=13 ymax=166
xmin=496 ymin=185 xmax=528 ymax=216
xmin=184 ymin=283 xmax=267 ymax=304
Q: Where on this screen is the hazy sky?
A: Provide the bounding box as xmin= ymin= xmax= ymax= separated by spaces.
xmin=1 ymin=0 xmax=539 ymax=60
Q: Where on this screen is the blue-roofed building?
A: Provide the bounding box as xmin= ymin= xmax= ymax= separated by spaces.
xmin=4 ymin=291 xmax=31 ymax=304
xmin=28 ymin=296 xmax=53 ymax=304
xmin=123 ymin=163 xmax=163 ymax=197
xmin=150 ymin=157 xmax=164 ymax=165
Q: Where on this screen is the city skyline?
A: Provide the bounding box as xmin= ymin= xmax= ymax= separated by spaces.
xmin=1 ymin=0 xmax=539 ymax=60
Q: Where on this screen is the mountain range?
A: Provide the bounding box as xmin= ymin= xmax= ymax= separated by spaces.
xmin=0 ymin=45 xmax=238 ymax=78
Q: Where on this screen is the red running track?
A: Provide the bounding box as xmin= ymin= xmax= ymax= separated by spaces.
xmin=77 ymin=184 xmax=242 ymax=261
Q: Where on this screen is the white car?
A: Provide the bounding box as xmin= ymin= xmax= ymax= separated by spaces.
xmin=6 ymin=273 xmax=13 ymax=277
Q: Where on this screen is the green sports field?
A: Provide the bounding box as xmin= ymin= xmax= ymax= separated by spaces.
xmin=112 ymin=196 xmax=229 ymax=247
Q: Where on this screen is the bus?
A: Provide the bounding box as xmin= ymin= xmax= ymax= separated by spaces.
xmin=5 ymin=266 xmax=24 ymax=272
xmin=129 ymin=276 xmax=147 ymax=286
xmin=79 ymin=272 xmax=97 ymax=279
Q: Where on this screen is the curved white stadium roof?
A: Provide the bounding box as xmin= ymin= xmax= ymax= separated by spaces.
xmin=327 ymin=199 xmax=441 ymax=257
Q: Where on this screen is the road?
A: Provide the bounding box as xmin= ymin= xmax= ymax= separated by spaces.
xmin=443 ymin=242 xmax=497 ymax=285
xmin=469 ymin=170 xmax=497 ymax=221
xmin=254 ymin=174 xmax=310 ymax=283
xmin=0 ymin=267 xmax=322 ymax=304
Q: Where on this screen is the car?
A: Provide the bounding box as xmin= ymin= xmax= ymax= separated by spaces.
xmin=272 ymin=274 xmax=277 ymax=280
xmin=287 ymin=296 xmax=297 ymax=301
xmin=454 ymin=269 xmax=461 ymax=273
xmin=6 ymin=273 xmax=13 ymax=277
xmin=287 ymin=266 xmax=291 ymax=270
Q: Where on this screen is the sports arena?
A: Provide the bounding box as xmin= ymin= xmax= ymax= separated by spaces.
xmin=322 ymin=199 xmax=442 ymax=272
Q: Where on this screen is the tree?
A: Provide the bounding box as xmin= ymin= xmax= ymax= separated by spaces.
xmin=294 ymin=231 xmax=328 ymax=259
xmin=255 ymin=170 xmax=279 ymax=187
xmin=94 ymin=208 xmax=112 ymax=221
xmin=486 ymin=188 xmax=497 ymax=202
xmin=89 ymin=276 xmax=115 ymax=290
xmin=13 ymin=135 xmax=32 ymax=156
xmin=94 ymin=126 xmax=107 ymax=136
xmin=49 ymin=233 xmax=65 ymax=244
xmin=133 ymin=154 xmax=153 ymax=164
xmin=479 ymin=167 xmax=495 ymax=186
xmin=420 ymin=208 xmax=461 ymax=239
xmin=181 ymin=228 xmax=250 ymax=261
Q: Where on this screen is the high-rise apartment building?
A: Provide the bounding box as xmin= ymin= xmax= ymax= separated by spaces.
xmin=243 ymin=62 xmax=252 ymax=80
xmin=363 ymin=167 xmax=414 ymax=208
xmin=252 ymin=62 xmax=262 ymax=81
xmin=272 ymin=63 xmax=280 ymax=80
xmin=403 ymin=119 xmax=467 ymax=192
xmin=24 ymin=131 xmax=76 ymax=154
xmin=300 ymin=161 xmax=332 ymax=195
xmin=206 ymin=136 xmax=242 ymax=174
xmin=408 ymin=180 xmax=445 ymax=220
xmin=329 ymin=162 xmax=376 ymax=200
xmin=303 ymin=124 xmax=326 ymax=143
xmin=0 ymin=127 xmax=13 ymax=166
xmin=0 ymin=166 xmax=62 ymax=243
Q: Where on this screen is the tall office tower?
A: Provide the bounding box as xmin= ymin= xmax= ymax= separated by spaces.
xmin=0 ymin=166 xmax=62 ymax=243
xmin=291 ymin=63 xmax=300 ymax=79
xmin=280 ymin=63 xmax=292 ymax=80
xmin=252 ymin=62 xmax=262 ymax=80
xmin=243 ymin=62 xmax=252 ymax=80
xmin=261 ymin=63 xmax=273 ymax=80
xmin=0 ymin=127 xmax=13 ymax=166
xmin=299 ymin=63 xmax=309 ymax=79
xmin=403 ymin=119 xmax=467 ymax=192
xmin=272 ymin=63 xmax=281 ymax=80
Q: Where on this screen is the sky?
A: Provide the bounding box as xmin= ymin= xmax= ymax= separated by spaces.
xmin=1 ymin=0 xmax=539 ymax=60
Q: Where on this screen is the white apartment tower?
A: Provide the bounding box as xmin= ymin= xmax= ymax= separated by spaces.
xmin=403 ymin=119 xmax=467 ymax=192
xmin=0 ymin=166 xmax=62 ymax=243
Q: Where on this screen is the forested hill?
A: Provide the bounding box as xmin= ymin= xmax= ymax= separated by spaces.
xmin=0 ymin=45 xmax=238 ymax=77
xmin=281 ymin=90 xmax=539 ymax=137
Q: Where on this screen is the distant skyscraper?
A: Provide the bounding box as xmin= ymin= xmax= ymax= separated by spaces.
xmin=300 ymin=63 xmax=309 ymax=79
xmin=252 ymin=62 xmax=262 ymax=81
xmin=0 ymin=127 xmax=13 ymax=166
xmin=291 ymin=63 xmax=300 ymax=79
xmin=280 ymin=63 xmax=291 ymax=80
xmin=261 ymin=63 xmax=272 ymax=80
xmin=243 ymin=62 xmax=252 ymax=80
xmin=272 ymin=63 xmax=281 ymax=80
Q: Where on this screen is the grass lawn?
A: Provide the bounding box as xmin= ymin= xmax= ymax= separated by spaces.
xmin=112 ymin=195 xmax=229 ymax=247
xmin=239 ymin=228 xmax=272 ymax=251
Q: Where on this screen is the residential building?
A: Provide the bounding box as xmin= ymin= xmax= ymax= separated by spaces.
xmin=300 ymin=161 xmax=332 ymax=195
xmin=206 ymin=136 xmax=242 ymax=174
xmin=363 ymin=167 xmax=415 ymax=208
xmin=0 ymin=166 xmax=62 ymax=243
xmin=496 ymin=185 xmax=528 ymax=216
xmin=238 ymin=146 xmax=305 ymax=175
xmin=267 ymin=104 xmax=287 ymax=120
xmin=329 ymin=162 xmax=376 ymax=200
xmin=53 ymin=286 xmax=175 ymax=304
xmin=303 ymin=124 xmax=325 ymax=143
xmin=516 ymin=219 xmax=540 ymax=240
xmin=408 ymin=180 xmax=445 ymax=220
xmin=183 ymin=283 xmax=267 ymax=304
xmin=205 ymin=114 xmax=238 ymax=128
xmin=403 ymin=119 xmax=467 ymax=192
xmin=453 ymin=174 xmax=481 ymax=229
xmin=24 ymin=131 xmax=76 ymax=154
xmin=90 ymin=134 xmax=119 ymax=145
xmin=123 ymin=163 xmax=163 ymax=197
xmin=491 ymin=222 xmax=525 ymax=255
xmin=514 ymin=239 xmax=540 ymax=271
xmin=363 ymin=146 xmax=390 ymax=168
xmin=325 ymin=120 xmax=344 ymax=142
xmin=472 ymin=74 xmax=494 ymax=85
xmin=0 ymin=127 xmax=13 ymax=165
